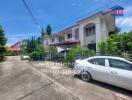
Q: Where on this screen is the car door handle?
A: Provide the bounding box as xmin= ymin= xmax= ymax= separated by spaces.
xmin=111 ymin=71 xmax=117 ymax=75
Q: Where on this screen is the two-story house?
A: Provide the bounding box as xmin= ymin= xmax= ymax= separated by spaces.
xmin=44 ymin=11 xmax=115 ymax=52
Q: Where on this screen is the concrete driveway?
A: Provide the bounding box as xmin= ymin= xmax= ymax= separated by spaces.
xmin=29 ymin=61 xmax=132 ymax=100
xmin=0 ymin=57 xmax=78 ymax=100
xmin=0 ymin=56 xmax=131 ymax=100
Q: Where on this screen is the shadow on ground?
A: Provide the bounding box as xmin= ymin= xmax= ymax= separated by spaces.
xmin=74 ymin=75 xmax=132 ymax=97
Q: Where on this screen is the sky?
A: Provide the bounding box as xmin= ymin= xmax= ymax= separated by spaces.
xmin=0 ymin=0 xmax=132 ymax=46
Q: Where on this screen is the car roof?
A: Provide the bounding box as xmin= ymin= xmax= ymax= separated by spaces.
xmin=87 ymin=56 xmax=127 ymax=61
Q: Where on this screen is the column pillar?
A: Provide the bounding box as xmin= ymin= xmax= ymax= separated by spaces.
xmin=79 ymin=25 xmax=85 ymax=46
xmin=95 ymin=18 xmax=101 ymax=54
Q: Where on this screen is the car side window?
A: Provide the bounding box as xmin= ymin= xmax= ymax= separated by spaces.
xmin=88 ymin=58 xmax=105 ymax=66
xmin=109 ymin=59 xmax=132 ymax=71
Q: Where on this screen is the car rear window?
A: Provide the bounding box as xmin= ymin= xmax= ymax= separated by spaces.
xmin=88 ymin=58 xmax=105 ymax=66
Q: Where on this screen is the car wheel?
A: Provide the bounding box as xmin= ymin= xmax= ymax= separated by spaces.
xmin=81 ymin=71 xmax=92 ymax=82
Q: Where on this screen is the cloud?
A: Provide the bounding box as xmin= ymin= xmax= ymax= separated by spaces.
xmin=7 ymin=32 xmax=39 ymax=37
xmin=116 ymin=16 xmax=132 ymax=26
xmin=71 ymin=0 xmax=82 ymax=7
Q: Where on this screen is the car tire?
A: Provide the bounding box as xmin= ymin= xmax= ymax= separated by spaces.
xmin=81 ymin=71 xmax=92 ymax=82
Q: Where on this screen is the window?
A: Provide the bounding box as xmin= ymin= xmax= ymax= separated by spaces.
xmin=109 ymin=59 xmax=132 ymax=71
xmin=67 ymin=33 xmax=72 ymax=39
xmin=88 ymin=58 xmax=105 ymax=66
xmin=86 ymin=26 xmax=95 ymax=36
xmin=52 ymin=38 xmax=54 ymax=42
xmin=75 ymin=28 xmax=79 ymax=39
xmin=86 ymin=27 xmax=91 ymax=36
xmin=59 ymin=37 xmax=64 ymax=42
xmin=91 ymin=26 xmax=95 ymax=35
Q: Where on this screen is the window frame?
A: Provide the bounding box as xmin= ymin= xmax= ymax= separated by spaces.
xmin=88 ymin=58 xmax=106 ymax=66
xmin=67 ymin=33 xmax=72 ymax=39
xmin=85 ymin=26 xmax=95 ymax=37
xmin=59 ymin=37 xmax=64 ymax=42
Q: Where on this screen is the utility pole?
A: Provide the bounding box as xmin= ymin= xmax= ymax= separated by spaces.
xmin=41 ymin=28 xmax=45 ymax=60
xmin=22 ymin=0 xmax=45 ymax=60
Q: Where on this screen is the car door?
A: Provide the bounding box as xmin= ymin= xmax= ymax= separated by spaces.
xmin=87 ymin=58 xmax=111 ymax=83
xmin=108 ymin=59 xmax=132 ymax=90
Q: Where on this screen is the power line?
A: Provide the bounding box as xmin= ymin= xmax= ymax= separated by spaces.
xmin=22 ymin=0 xmax=41 ymax=29
xmin=22 ymin=0 xmax=45 ymax=60
xmin=26 ymin=0 xmax=40 ymax=24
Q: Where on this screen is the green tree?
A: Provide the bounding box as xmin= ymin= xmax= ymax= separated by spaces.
xmin=20 ymin=39 xmax=28 ymax=54
xmin=25 ymin=37 xmax=38 ymax=53
xmin=115 ymin=26 xmax=121 ymax=33
xmin=98 ymin=41 xmax=107 ymax=55
xmin=98 ymin=31 xmax=132 ymax=59
xmin=20 ymin=36 xmax=44 ymax=60
xmin=46 ymin=24 xmax=52 ymax=35
xmin=0 ymin=25 xmax=7 ymax=61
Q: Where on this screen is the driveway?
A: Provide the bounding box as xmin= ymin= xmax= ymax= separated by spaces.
xmin=0 ymin=56 xmax=131 ymax=100
xmin=28 ymin=61 xmax=132 ymax=100
xmin=0 ymin=56 xmax=78 ymax=100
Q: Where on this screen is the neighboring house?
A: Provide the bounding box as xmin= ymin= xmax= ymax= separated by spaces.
xmin=7 ymin=47 xmax=17 ymax=52
xmin=44 ymin=11 xmax=115 ymax=53
xmin=9 ymin=41 xmax=22 ymax=53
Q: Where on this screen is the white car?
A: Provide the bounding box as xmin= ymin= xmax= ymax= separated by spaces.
xmin=21 ymin=54 xmax=30 ymax=60
xmin=74 ymin=56 xmax=132 ymax=91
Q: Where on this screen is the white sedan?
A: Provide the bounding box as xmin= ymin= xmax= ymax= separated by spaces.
xmin=21 ymin=54 xmax=30 ymax=60
xmin=74 ymin=56 xmax=132 ymax=91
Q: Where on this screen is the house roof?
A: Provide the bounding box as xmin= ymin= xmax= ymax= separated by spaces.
xmin=59 ymin=24 xmax=79 ymax=33
xmin=47 ymin=7 xmax=116 ymax=38
xmin=77 ymin=5 xmax=121 ymax=23
xmin=49 ymin=24 xmax=80 ymax=38
xmin=51 ymin=12 xmax=103 ymax=36
xmin=10 ymin=41 xmax=22 ymax=48
xmin=77 ymin=11 xmax=103 ymax=23
xmin=50 ymin=40 xmax=80 ymax=46
xmin=8 ymin=47 xmax=17 ymax=52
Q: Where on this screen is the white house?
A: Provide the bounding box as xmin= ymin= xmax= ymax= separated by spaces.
xmin=44 ymin=12 xmax=115 ymax=53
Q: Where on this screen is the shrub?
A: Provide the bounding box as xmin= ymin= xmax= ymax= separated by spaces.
xmin=64 ymin=48 xmax=78 ymax=64
xmin=80 ymin=47 xmax=95 ymax=57
xmin=29 ymin=51 xmax=40 ymax=61
xmin=98 ymin=31 xmax=132 ymax=57
xmin=45 ymin=46 xmax=57 ymax=61
xmin=65 ymin=47 xmax=95 ymax=67
xmin=5 ymin=50 xmax=17 ymax=56
xmin=121 ymin=52 xmax=132 ymax=61
xmin=0 ymin=46 xmax=6 ymax=61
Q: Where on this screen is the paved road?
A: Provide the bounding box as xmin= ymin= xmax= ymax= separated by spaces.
xmin=0 ymin=56 xmax=132 ymax=100
xmin=0 ymin=57 xmax=78 ymax=100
